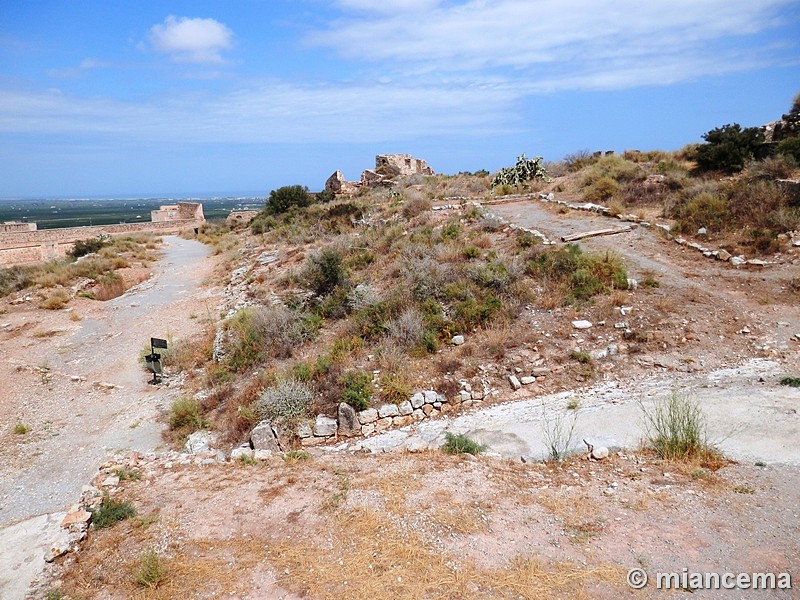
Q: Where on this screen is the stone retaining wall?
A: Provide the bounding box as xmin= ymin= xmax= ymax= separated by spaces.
xmin=0 ymin=219 xmax=203 ymax=267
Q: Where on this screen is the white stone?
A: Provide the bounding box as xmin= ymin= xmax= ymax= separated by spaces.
xmin=423 ymin=390 xmax=438 ymax=404
xmin=520 ymin=376 xmax=536 ymax=385
xmin=313 ymin=415 xmax=338 ymax=437
xmin=378 ymin=403 xmax=400 ymax=418
xmin=731 ymin=256 xmax=746 ymax=266
xmin=358 ymin=408 xmax=379 ymax=424
xmin=572 ymin=320 xmax=593 ymax=329
xmin=231 ymin=446 xmax=255 ymax=461
xmin=451 ymin=335 xmax=465 ymax=345
xmin=398 ymin=400 xmax=414 ymax=416
xmin=459 ymin=390 xmax=471 ymax=403
xmin=410 ymin=392 xmax=425 ymax=409
xmin=508 ymin=375 xmax=521 ymax=390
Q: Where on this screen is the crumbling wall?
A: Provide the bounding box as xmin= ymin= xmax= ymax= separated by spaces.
xmin=0 ymin=219 xmax=204 ymax=267
xmin=325 ymin=154 xmax=435 ymax=196
xmin=0 ymin=222 xmax=37 ymax=233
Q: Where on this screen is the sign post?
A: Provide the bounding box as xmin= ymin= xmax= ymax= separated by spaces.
xmin=146 ymin=337 xmax=168 ymax=384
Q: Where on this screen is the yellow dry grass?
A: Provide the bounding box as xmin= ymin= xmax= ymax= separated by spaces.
xmin=268 ymin=507 xmax=622 ymax=600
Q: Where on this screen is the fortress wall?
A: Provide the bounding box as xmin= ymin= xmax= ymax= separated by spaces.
xmin=0 ymin=219 xmax=202 ymax=267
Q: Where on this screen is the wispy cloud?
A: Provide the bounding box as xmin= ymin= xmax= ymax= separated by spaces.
xmin=147 ymin=16 xmax=234 ymax=64
xmin=0 ymin=80 xmax=518 ymax=144
xmin=47 ymin=57 xmax=112 ymax=79
xmin=307 ymin=0 xmax=797 ymax=89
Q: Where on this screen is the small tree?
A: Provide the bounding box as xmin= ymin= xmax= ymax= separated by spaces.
xmin=265 ymin=185 xmax=312 ymax=215
xmin=695 ymin=123 xmax=764 ymax=173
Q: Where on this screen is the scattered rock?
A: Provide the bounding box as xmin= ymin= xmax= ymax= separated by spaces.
xmin=451 ymin=335 xmax=465 ymax=346
xmin=378 ymin=403 xmax=400 ymax=418
xmin=251 ymin=420 xmax=281 ymax=452
xmin=508 ymin=375 xmax=521 ymax=390
xmin=520 ymin=376 xmax=536 ymax=385
xmin=184 ymin=431 xmax=216 ymax=455
xmin=572 ymin=320 xmax=593 ymax=329
xmin=313 ymin=415 xmax=338 ymax=437
xmin=230 ymin=446 xmax=255 ymax=461
xmin=358 ymin=408 xmax=379 ymax=425
xmin=337 ymin=402 xmax=360 ymax=437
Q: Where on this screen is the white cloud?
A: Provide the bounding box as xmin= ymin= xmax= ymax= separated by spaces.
xmin=47 ymin=57 xmax=112 ymax=78
xmin=306 ymin=0 xmax=797 ymax=89
xmin=0 ymin=80 xmax=517 ymax=145
xmin=148 ymin=16 xmax=234 ymax=64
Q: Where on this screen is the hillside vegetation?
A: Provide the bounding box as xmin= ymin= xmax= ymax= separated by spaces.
xmin=167 ymin=104 xmax=800 ymax=448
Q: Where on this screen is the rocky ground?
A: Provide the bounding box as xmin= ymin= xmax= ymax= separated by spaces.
xmin=2 ymin=197 xmax=800 ymax=599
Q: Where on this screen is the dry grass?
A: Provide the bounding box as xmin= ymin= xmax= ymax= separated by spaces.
xmin=267 ymin=507 xmax=621 ymax=600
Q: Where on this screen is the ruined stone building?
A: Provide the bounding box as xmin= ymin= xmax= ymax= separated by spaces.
xmin=325 ymin=154 xmax=434 ymax=196
xmin=150 ymin=201 xmax=205 ymax=223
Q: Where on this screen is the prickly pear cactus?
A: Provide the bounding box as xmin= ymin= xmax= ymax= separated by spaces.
xmin=491 ymin=154 xmax=551 ymax=187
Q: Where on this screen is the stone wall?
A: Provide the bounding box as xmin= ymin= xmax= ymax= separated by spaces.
xmin=0 ymin=219 xmax=202 ymax=267
xmin=0 ymin=222 xmax=37 ymax=233
xmin=151 ymin=201 xmax=204 ymax=223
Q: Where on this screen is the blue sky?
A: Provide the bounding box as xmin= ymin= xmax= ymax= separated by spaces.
xmin=1 ymin=0 xmax=798 ymax=198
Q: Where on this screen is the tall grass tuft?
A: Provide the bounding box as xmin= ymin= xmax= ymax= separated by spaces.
xmin=639 ymin=392 xmax=710 ymax=460
xmin=442 ymin=432 xmax=486 ymax=455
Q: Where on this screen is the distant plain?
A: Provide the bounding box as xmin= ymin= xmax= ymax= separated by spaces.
xmin=0 ymin=196 xmax=264 ymax=229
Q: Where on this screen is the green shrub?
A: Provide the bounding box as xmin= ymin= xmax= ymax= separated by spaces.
xmin=69 ymin=236 xmax=109 ymax=258
xmin=168 ymin=397 xmax=207 ymax=431
xmin=780 ymin=376 xmax=800 ymax=387
xmin=442 ymin=432 xmax=486 ymax=455
xmin=39 ymin=289 xmax=70 ymax=310
xmin=134 ymin=548 xmax=166 ymax=588
xmin=569 ymin=350 xmax=592 ymax=364
xmin=776 ymin=137 xmax=800 ymax=163
xmin=264 ymin=185 xmax=313 ymax=215
xmin=13 ymin=422 xmax=30 ymax=435
xmin=91 ymin=495 xmax=136 ymax=529
xmin=303 ymin=248 xmax=349 ymax=297
xmin=695 ymin=123 xmax=764 ymax=173
xmin=583 ymin=176 xmax=619 ymax=203
xmin=379 ymin=371 xmax=412 ymax=404
xmin=224 ymin=305 xmax=311 ymax=371
xmin=255 ymin=379 xmax=315 ymax=424
xmin=340 ymin=370 xmax=373 ymax=410
xmin=639 ymin=393 xmax=710 ymax=460
xmin=0 ymin=266 xmax=35 ymax=297
xmin=673 ymin=191 xmax=728 ymax=234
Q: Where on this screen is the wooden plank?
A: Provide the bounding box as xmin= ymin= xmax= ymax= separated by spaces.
xmin=561 ymin=225 xmax=632 ymax=243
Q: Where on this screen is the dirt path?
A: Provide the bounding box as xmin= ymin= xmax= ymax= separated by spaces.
xmin=0 ymin=236 xmax=217 ymax=599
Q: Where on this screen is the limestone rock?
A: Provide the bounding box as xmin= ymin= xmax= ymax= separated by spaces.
xmin=313 ymin=415 xmax=338 ymax=437
xmin=378 ymin=403 xmax=400 ymax=418
xmin=358 ymin=408 xmax=379 ymax=424
xmin=231 ymin=446 xmax=255 ymax=461
xmin=337 ymin=403 xmax=360 ymax=437
xmin=717 ymin=249 xmax=732 ymax=261
xmin=184 ymin=431 xmax=216 ymax=455
xmin=520 ymin=376 xmax=536 ymax=385
xmin=451 ymin=335 xmax=465 ymax=345
xmin=572 ymin=320 xmax=593 ymax=329
xmin=251 ymin=420 xmax=281 ymax=452
xmin=410 ymin=392 xmax=425 ymax=409
xmin=398 ymin=400 xmax=414 ymax=416
xmin=508 ymin=375 xmax=521 ymax=390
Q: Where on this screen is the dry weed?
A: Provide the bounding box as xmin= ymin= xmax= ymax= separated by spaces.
xmin=268 ymin=507 xmax=622 ymax=600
